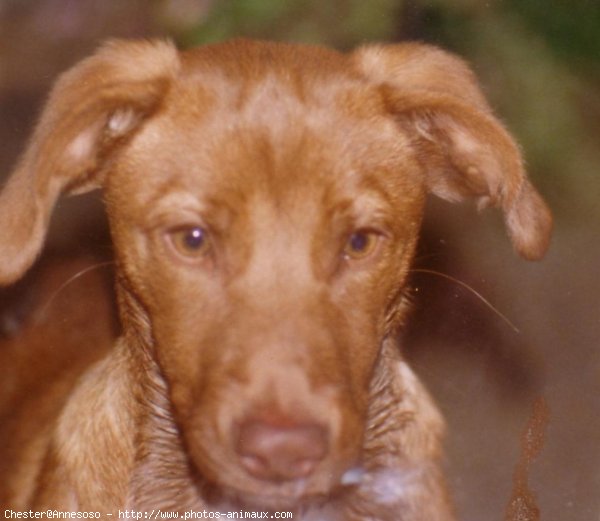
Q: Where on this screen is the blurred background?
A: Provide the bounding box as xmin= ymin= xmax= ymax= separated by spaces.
xmin=0 ymin=1 xmax=598 ymax=520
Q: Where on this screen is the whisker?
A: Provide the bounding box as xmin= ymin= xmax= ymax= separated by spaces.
xmin=36 ymin=261 xmax=115 ymax=324
xmin=412 ymin=252 xmax=446 ymax=264
xmin=410 ymin=268 xmax=520 ymax=334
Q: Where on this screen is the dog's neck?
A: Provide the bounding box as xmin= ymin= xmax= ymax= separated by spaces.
xmin=107 ymin=282 xmax=206 ymax=510
xmin=124 ymin=352 xmax=210 ymax=510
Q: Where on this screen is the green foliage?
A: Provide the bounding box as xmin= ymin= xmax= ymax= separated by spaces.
xmin=180 ymin=0 xmax=400 ymax=48
xmin=507 ymin=0 xmax=600 ymax=66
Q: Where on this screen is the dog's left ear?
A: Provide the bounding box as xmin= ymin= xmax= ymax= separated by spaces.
xmin=353 ymin=43 xmax=552 ymax=260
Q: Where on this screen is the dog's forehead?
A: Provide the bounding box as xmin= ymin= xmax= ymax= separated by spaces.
xmin=110 ymin=42 xmax=420 ymax=220
xmin=163 ymin=40 xmax=395 ymax=144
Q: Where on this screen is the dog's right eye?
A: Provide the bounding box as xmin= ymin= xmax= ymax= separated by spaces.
xmin=167 ymin=226 xmax=211 ymax=259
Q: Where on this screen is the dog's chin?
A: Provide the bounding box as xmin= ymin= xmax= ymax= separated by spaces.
xmin=204 ymin=470 xmax=346 ymax=513
xmin=225 ymin=487 xmax=328 ymax=512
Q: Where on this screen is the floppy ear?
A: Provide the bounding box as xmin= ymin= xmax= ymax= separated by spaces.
xmin=0 ymin=39 xmax=179 ymax=285
xmin=353 ymin=43 xmax=552 ymax=260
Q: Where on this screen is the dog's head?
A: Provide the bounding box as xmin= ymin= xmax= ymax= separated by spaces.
xmin=0 ymin=39 xmax=551 ymax=508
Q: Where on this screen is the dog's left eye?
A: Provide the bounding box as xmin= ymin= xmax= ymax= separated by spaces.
xmin=168 ymin=226 xmax=210 ymax=258
xmin=343 ymin=230 xmax=380 ymax=260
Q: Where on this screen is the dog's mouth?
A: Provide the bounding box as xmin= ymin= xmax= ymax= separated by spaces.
xmin=215 ymin=465 xmax=426 ymax=516
xmin=205 ymin=466 xmax=363 ymax=513
xmin=207 ymin=446 xmax=367 ymax=512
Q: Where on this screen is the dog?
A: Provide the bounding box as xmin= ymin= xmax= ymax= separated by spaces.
xmin=0 ymin=39 xmax=551 ymax=519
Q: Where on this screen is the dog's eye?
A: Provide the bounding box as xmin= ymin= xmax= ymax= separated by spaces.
xmin=343 ymin=230 xmax=379 ymax=260
xmin=168 ymin=226 xmax=210 ymax=258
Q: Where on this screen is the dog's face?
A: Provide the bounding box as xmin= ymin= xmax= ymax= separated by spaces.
xmin=107 ymin=58 xmax=425 ymax=502
xmin=0 ymin=39 xmax=551 ymax=509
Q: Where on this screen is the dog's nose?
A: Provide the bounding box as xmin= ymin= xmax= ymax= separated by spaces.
xmin=236 ymin=419 xmax=328 ymax=481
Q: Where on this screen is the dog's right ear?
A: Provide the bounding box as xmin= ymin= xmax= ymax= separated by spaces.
xmin=0 ymin=40 xmax=179 ymax=286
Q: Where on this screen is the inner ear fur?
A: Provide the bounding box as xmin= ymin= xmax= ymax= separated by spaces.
xmin=353 ymin=43 xmax=552 ymax=261
xmin=0 ymin=39 xmax=179 ymax=286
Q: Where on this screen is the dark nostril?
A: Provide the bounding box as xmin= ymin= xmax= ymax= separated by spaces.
xmin=236 ymin=419 xmax=328 ymax=482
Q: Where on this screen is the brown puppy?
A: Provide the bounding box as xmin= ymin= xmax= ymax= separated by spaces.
xmin=0 ymin=39 xmax=551 ymax=519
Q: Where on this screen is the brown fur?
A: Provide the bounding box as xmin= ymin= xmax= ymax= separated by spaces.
xmin=0 ymin=39 xmax=551 ymax=519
